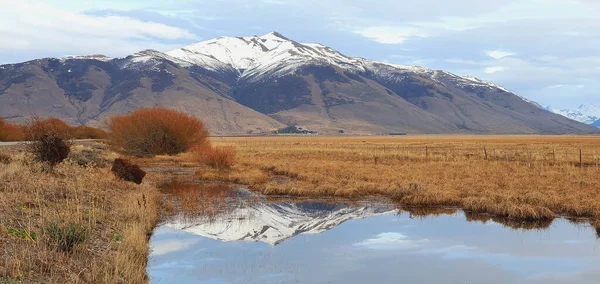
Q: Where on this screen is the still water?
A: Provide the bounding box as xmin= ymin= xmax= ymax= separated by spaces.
xmin=148 ymin=184 xmax=600 ymax=284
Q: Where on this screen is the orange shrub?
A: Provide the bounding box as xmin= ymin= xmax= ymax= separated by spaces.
xmin=107 ymin=108 xmax=209 ymax=157
xmin=71 ymin=126 xmax=108 ymax=140
xmin=0 ymin=118 xmax=26 ymax=142
xmin=190 ymin=145 xmax=237 ymax=170
xmin=26 ymin=117 xmax=72 ymax=141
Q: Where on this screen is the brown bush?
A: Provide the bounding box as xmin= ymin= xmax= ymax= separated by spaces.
xmin=111 ymin=158 xmax=146 ymax=184
xmin=107 ymin=108 xmax=209 ymax=157
xmin=0 ymin=118 xmax=26 ymax=142
xmin=71 ymin=126 xmax=108 ymax=140
xmin=190 ymin=145 xmax=236 ymax=170
xmin=25 ymin=118 xmax=72 ymax=166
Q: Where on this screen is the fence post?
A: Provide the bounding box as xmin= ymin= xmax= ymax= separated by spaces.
xmin=528 ymin=152 xmax=532 ymax=168
xmin=580 ymin=149 xmax=583 ymax=168
xmin=426 ymin=146 xmax=429 ymax=159
xmin=484 ymin=146 xmax=488 ymax=160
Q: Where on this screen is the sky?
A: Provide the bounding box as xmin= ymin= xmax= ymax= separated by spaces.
xmin=0 ymin=0 xmax=598 ymax=109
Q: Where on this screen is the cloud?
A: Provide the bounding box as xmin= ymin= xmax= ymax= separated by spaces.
xmin=484 ymin=66 xmax=505 ymax=73
xmin=353 ymin=27 xmax=428 ymax=44
xmin=0 ymin=0 xmax=197 ymax=61
xmin=151 ymin=239 xmax=201 ymax=256
xmin=486 ymin=50 xmax=515 ymax=59
xmin=355 ymin=232 xmax=429 ymax=249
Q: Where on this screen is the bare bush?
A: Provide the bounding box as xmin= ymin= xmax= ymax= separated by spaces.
xmin=107 ymin=108 xmax=209 ymax=157
xmin=25 ymin=117 xmax=72 ymax=166
xmin=111 ymin=158 xmax=146 ymax=184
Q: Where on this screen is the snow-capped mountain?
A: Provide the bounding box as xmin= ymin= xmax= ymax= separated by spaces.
xmin=1 ymin=32 xmax=596 ymax=134
xmin=549 ymin=105 xmax=600 ymax=125
xmin=166 ymin=200 xmax=395 ymax=245
xmin=165 ymin=32 xmax=509 ymax=90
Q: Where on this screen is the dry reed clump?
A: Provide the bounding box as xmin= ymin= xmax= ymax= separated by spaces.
xmin=67 ymin=147 xmax=110 ymax=168
xmin=0 ymin=152 xmax=11 ymax=165
xmin=111 ymin=158 xmax=146 ymax=184
xmin=194 ymin=136 xmax=600 ymax=229
xmin=107 ymin=108 xmax=209 ymax=157
xmin=0 ymin=143 xmax=159 ymax=283
xmin=24 ymin=117 xmax=73 ymax=166
xmin=189 ymin=145 xmax=237 ymax=171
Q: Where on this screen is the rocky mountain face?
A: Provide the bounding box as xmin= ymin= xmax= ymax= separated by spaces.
xmin=1 ymin=32 xmax=596 ymax=134
xmin=549 ymin=105 xmax=600 ymax=127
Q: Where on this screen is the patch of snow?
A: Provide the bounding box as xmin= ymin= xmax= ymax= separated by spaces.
xmin=549 ymin=105 xmax=600 ymax=124
xmin=64 ymin=54 xmax=113 ymax=62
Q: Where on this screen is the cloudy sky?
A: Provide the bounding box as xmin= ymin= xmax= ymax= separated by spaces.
xmin=0 ymin=0 xmax=598 ymax=108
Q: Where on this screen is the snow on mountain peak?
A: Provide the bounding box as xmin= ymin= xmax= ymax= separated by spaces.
xmin=166 ymin=32 xmax=544 ymax=109
xmin=549 ymin=104 xmax=600 ymax=125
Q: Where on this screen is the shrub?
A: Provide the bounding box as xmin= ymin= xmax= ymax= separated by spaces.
xmin=111 ymin=158 xmax=146 ymax=184
xmin=25 ymin=118 xmax=72 ymax=166
xmin=0 ymin=118 xmax=26 ymax=142
xmin=107 ymin=108 xmax=209 ymax=157
xmin=71 ymin=125 xmax=108 ymax=139
xmin=45 ymin=222 xmax=88 ymax=253
xmin=190 ymin=145 xmax=237 ymax=170
xmin=68 ymin=149 xmax=109 ymax=168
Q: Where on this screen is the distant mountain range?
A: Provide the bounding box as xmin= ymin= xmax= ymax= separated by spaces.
xmin=0 ymin=32 xmax=596 ymax=134
xmin=548 ymin=105 xmax=600 ymax=127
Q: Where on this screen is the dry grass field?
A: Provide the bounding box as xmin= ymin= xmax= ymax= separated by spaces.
xmin=0 ymin=144 xmax=159 ymax=283
xmin=2 ymin=133 xmax=600 ymax=283
xmin=195 ymin=135 xmax=600 ymax=232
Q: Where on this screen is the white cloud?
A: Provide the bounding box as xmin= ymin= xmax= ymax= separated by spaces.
xmin=484 ymin=66 xmax=505 ymax=73
xmin=0 ymin=0 xmax=197 ymax=60
xmin=151 ymin=239 xmax=201 ymax=256
xmin=353 ymin=27 xmax=428 ymax=44
xmin=486 ymin=50 xmax=515 ymax=59
xmin=355 ymin=232 xmax=429 ymax=249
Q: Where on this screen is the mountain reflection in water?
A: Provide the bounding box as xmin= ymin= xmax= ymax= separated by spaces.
xmin=149 ymin=183 xmax=600 ymax=284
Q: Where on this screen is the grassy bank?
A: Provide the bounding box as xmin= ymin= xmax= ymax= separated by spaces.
xmin=0 ymin=143 xmax=159 ymax=283
xmin=194 ymin=135 xmax=600 ymax=231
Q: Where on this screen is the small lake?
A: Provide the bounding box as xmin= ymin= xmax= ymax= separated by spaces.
xmin=148 ymin=183 xmax=600 ymax=284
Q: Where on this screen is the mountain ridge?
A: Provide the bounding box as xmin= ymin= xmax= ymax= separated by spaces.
xmin=0 ymin=32 xmax=596 ymax=135
xmin=549 ymin=105 xmax=600 ymax=126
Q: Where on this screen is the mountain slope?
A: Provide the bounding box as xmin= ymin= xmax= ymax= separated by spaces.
xmin=0 ymin=32 xmax=596 ymax=134
xmin=0 ymin=55 xmax=283 ymax=134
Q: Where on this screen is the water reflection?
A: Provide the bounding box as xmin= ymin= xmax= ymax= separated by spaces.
xmin=149 ymin=183 xmax=600 ymax=284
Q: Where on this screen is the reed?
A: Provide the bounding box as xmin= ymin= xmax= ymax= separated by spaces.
xmin=195 ymin=135 xmax=600 ymax=231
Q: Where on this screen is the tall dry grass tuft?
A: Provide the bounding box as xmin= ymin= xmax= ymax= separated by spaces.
xmin=24 ymin=117 xmax=73 ymax=166
xmin=107 ymin=108 xmax=209 ymax=157
xmin=189 ymin=145 xmax=237 ymax=171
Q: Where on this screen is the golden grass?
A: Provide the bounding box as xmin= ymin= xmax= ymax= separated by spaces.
xmin=0 ymin=144 xmax=159 ymax=283
xmin=193 ymin=135 xmax=600 ymax=231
